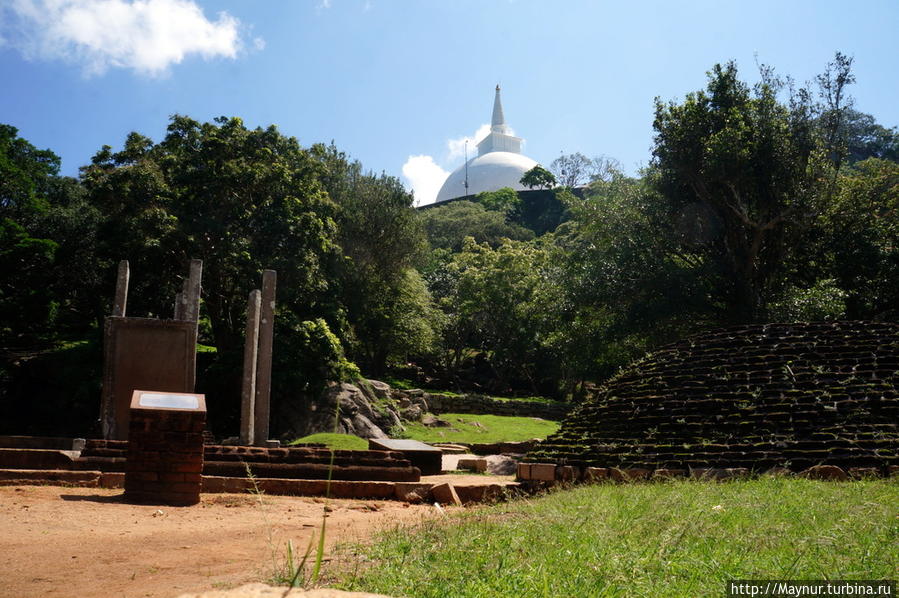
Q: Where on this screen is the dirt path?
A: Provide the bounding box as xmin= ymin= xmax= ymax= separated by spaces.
xmin=0 ymin=485 xmax=440 ymax=598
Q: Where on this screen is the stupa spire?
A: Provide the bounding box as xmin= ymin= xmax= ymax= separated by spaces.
xmin=491 ymin=84 xmax=508 ymax=133
xmin=477 ymin=84 xmax=522 ymax=156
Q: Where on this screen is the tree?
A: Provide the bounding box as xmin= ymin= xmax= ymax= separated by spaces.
xmin=419 ymin=200 xmax=534 ymax=252
xmin=817 ymin=158 xmax=899 ymax=319
xmin=520 ymin=165 xmax=556 ymax=190
xmin=839 ymin=110 xmax=899 ymax=164
xmin=437 ymin=237 xmax=551 ymax=392
xmin=311 ymin=143 xmax=435 ymax=373
xmin=550 ymin=152 xmax=593 ymax=187
xmin=550 ymin=153 xmax=623 ymax=187
xmin=475 ymin=187 xmax=521 ymax=215
xmin=82 ymin=116 xmax=340 ymax=354
xmin=651 ymin=55 xmax=854 ymax=322
xmin=0 ymin=125 xmax=63 ymax=337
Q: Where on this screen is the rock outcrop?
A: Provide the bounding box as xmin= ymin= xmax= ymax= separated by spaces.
xmin=304 ymin=381 xmax=403 ymax=439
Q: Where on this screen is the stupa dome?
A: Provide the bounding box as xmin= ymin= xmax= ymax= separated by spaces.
xmin=435 ymin=151 xmax=538 ymax=203
xmin=435 ymin=85 xmax=540 ymax=204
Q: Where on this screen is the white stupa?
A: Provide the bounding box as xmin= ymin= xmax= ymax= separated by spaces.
xmin=435 ymin=85 xmax=539 ymax=203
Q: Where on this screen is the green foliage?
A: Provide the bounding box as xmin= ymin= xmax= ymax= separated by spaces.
xmin=0 ymin=125 xmax=62 ymax=337
xmin=651 ymin=56 xmax=853 ymax=322
xmin=840 ymin=109 xmax=899 ymax=164
xmin=436 ymin=237 xmax=551 ymax=390
xmin=338 ymin=479 xmax=898 ymax=597
xmin=275 ymin=317 xmax=360 ymax=392
xmin=402 ymin=413 xmax=559 ymax=444
xmin=421 ymin=200 xmax=534 ymax=252
xmin=770 ymin=279 xmax=848 ymax=322
xmin=817 ymin=158 xmax=899 ymax=318
xmin=519 ymin=165 xmax=556 ymax=190
xmin=312 ymin=143 xmax=434 ymax=374
xmin=475 ymin=186 xmax=521 ymax=216
xmin=82 ymin=116 xmax=340 ymax=350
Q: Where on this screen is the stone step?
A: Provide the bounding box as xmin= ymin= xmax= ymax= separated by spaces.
xmin=0 ymin=448 xmax=78 ymax=470
xmin=0 ymin=468 xmax=99 ymax=486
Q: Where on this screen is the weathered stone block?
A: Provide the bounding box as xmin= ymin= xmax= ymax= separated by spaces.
xmin=457 ymin=458 xmax=487 ymax=473
xmin=583 ymin=467 xmax=609 ymax=482
xmin=431 ymin=482 xmax=462 ymax=506
xmin=529 ymin=463 xmax=556 ymax=481
xmin=798 ymin=464 xmax=848 ymax=481
xmin=516 ymin=462 xmax=531 ymax=480
xmin=609 ymin=468 xmax=651 ymax=482
xmin=556 ymin=465 xmax=579 ymax=482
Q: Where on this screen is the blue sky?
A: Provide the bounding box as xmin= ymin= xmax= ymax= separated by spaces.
xmin=1 ymin=0 xmax=898 ymax=205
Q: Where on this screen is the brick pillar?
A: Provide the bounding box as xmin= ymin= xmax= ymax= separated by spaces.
xmin=124 ymin=390 xmax=206 ymax=506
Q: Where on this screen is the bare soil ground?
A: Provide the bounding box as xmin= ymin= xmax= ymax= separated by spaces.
xmin=0 ymin=485 xmax=440 ymax=598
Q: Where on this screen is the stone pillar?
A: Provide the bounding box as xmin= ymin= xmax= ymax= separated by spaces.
xmin=113 ymin=260 xmax=129 ymax=317
xmin=253 ymin=270 xmax=276 ymax=446
xmin=240 ymin=290 xmax=261 ymax=446
xmin=184 ymin=259 xmax=203 ymax=324
xmin=174 ymin=279 xmax=189 ymax=320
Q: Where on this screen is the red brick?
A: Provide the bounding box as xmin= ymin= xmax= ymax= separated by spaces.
xmin=529 ymin=463 xmax=556 ymax=481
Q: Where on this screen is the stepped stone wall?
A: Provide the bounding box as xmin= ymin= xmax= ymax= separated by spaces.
xmin=65 ymin=439 xmax=420 ymax=482
xmin=527 ymin=322 xmax=899 ymax=473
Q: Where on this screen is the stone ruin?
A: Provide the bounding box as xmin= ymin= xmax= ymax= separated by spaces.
xmin=0 ymin=259 xmax=520 ymax=504
xmin=523 ymin=321 xmax=899 ymax=480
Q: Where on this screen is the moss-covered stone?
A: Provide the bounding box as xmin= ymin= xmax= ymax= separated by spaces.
xmin=527 ymin=322 xmax=899 ymax=473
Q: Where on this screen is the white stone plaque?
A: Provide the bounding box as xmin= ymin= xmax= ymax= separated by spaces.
xmin=138 ymin=393 xmax=199 ymax=409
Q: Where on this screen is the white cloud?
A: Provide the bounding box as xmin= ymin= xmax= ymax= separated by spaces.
xmin=446 ymin=123 xmax=490 ymax=162
xmin=3 ymin=0 xmax=251 ymax=76
xmin=402 ymin=155 xmax=449 ymax=207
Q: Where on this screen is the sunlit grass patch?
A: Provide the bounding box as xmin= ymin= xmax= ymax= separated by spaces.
xmin=335 ymin=478 xmax=898 ymax=598
xmin=403 ymin=413 xmax=560 ymax=444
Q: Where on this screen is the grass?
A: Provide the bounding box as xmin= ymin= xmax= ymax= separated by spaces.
xmin=403 ymin=413 xmax=560 ymax=444
xmin=334 ymin=478 xmax=898 ymax=597
xmin=290 ymin=433 xmax=369 ymax=451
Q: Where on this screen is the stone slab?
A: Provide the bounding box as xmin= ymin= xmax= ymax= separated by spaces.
xmin=0 ymin=448 xmax=76 ymax=470
xmin=102 ymin=317 xmax=198 ymax=440
xmin=368 ymin=439 xmax=441 ymax=475
xmin=0 ymin=469 xmax=100 ymax=486
xmin=0 ymin=436 xmax=85 ymax=451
